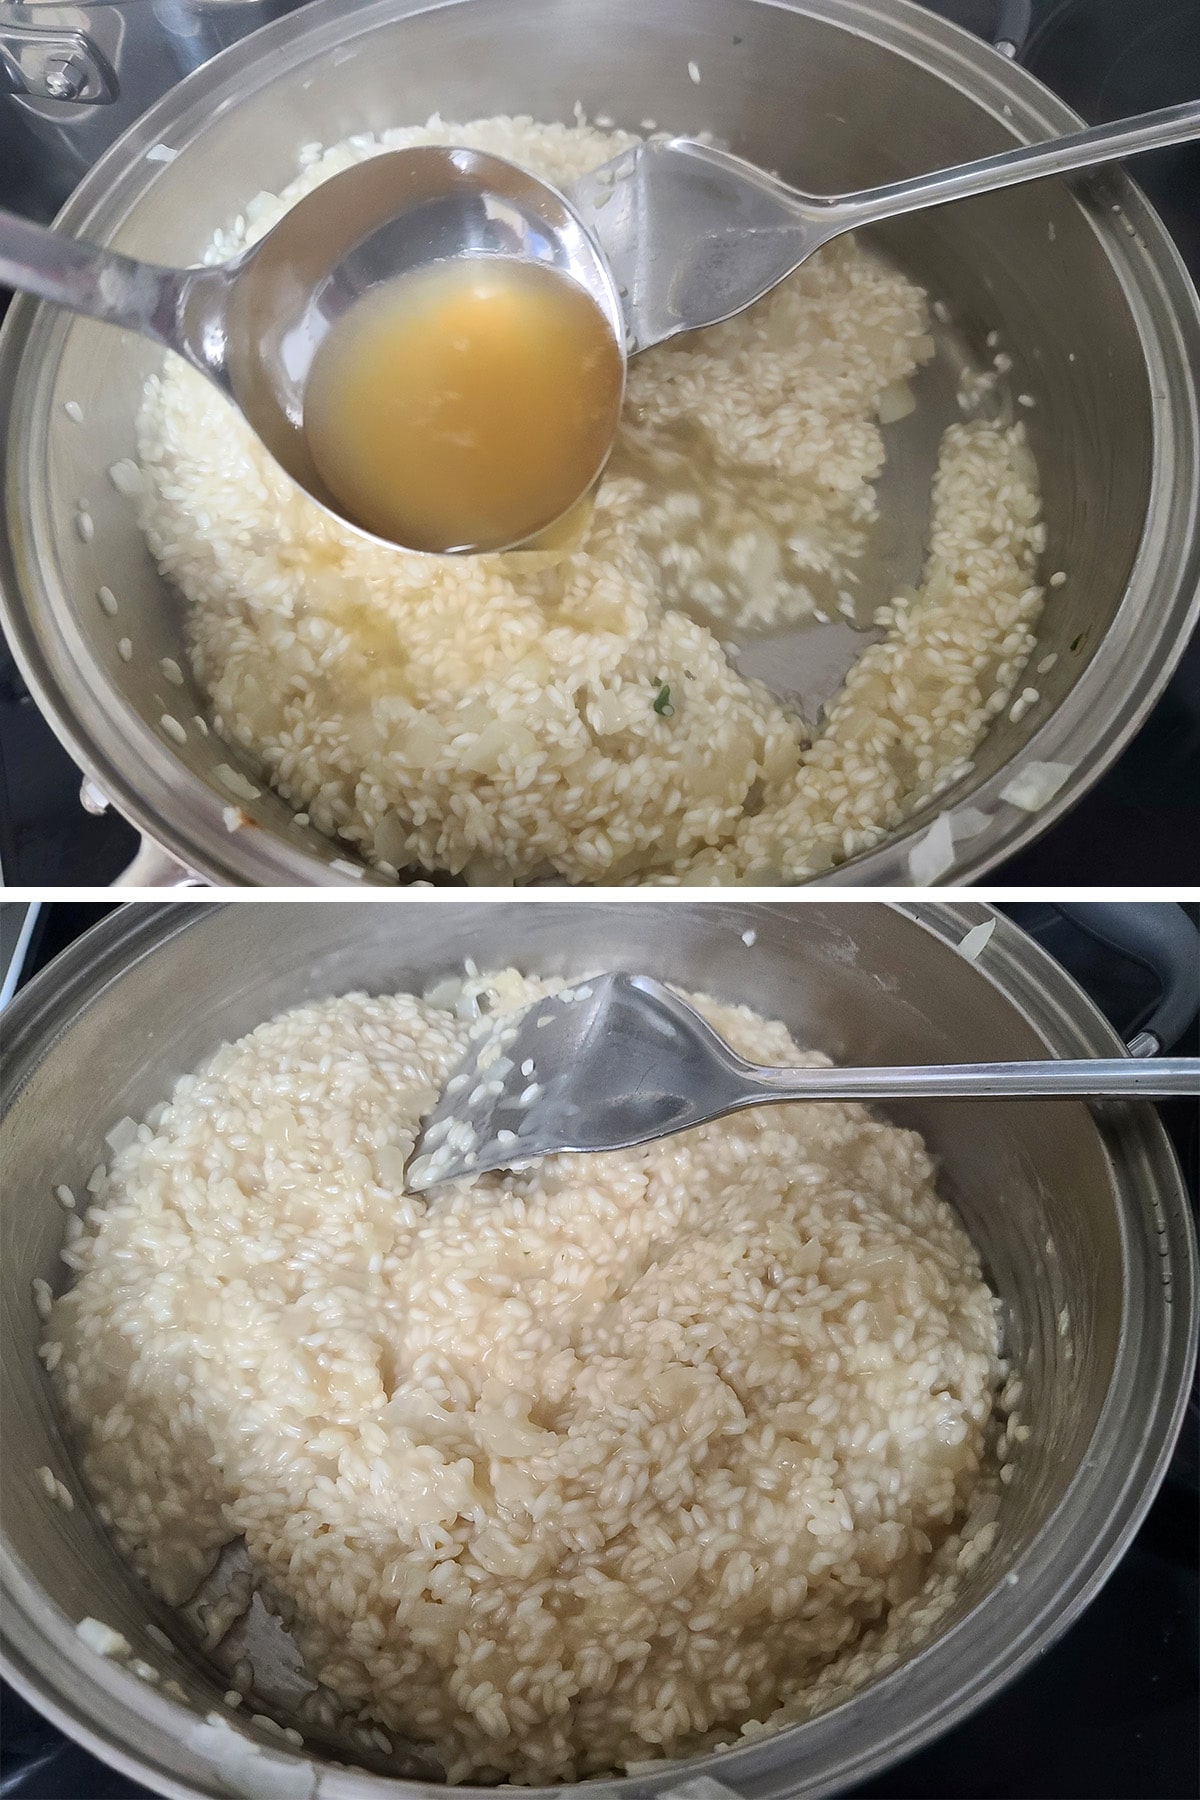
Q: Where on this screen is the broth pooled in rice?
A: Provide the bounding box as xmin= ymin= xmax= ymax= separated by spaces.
xmin=47 ymin=974 xmax=1007 ymax=1783
xmin=136 ymin=115 xmax=1046 ymax=885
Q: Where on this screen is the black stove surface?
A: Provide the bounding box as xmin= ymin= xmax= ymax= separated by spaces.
xmin=0 ymin=0 xmax=1197 ymax=886
xmin=2 ymin=901 xmax=1197 ymax=1800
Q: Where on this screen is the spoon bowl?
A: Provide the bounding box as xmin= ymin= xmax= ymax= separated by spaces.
xmin=570 ymin=101 xmax=1200 ymax=353
xmin=406 ymin=971 xmax=1200 ymax=1189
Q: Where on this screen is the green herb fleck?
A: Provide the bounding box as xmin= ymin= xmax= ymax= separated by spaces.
xmin=1069 ymin=632 xmax=1087 ymax=653
xmin=653 ymin=681 xmax=674 ymax=717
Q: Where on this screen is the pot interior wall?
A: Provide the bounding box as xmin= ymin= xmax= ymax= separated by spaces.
xmin=2 ymin=902 xmax=1127 ymax=1789
xmin=21 ymin=0 xmax=1154 ymax=879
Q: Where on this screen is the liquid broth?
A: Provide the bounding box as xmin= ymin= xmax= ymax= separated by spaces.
xmin=303 ymin=258 xmax=624 ymax=553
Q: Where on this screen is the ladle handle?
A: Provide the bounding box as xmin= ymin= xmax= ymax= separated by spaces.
xmin=834 ymin=98 xmax=1200 ymax=226
xmin=0 ymin=209 xmax=183 ymax=349
xmin=744 ymin=1057 xmax=1200 ymax=1102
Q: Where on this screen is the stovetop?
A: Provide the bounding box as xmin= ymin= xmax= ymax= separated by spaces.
xmin=0 ymin=0 xmax=1197 ymax=886
xmin=1 ymin=900 xmax=1197 ymax=1800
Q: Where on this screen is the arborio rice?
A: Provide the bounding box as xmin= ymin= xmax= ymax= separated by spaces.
xmin=136 ymin=116 xmax=1046 ymax=884
xmin=47 ymin=974 xmax=1007 ymax=1784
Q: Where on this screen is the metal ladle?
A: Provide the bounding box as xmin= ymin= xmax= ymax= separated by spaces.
xmin=406 ymin=972 xmax=1200 ymax=1190
xmin=2 ymin=101 xmax=1197 ymax=552
xmin=0 ymin=146 xmax=626 ymax=554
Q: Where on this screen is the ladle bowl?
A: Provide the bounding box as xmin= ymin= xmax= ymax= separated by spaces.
xmin=0 ymin=146 xmax=627 ymax=553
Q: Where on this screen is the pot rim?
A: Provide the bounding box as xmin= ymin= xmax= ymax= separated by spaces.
xmin=2 ymin=899 xmax=1197 ymax=1800
xmin=1 ymin=0 xmax=1198 ymax=887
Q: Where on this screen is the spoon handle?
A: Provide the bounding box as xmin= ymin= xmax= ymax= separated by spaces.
xmin=833 ymin=98 xmax=1200 ymax=227
xmin=0 ymin=209 xmax=182 ymax=348
xmin=743 ymin=1057 xmax=1200 ymax=1102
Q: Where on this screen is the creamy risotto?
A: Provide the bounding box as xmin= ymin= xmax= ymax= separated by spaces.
xmin=135 ymin=116 xmax=1045 ymax=884
xmin=47 ymin=972 xmax=1007 ymax=1783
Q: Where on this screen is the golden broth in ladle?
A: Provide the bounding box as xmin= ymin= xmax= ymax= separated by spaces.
xmin=303 ymin=257 xmax=624 ymax=554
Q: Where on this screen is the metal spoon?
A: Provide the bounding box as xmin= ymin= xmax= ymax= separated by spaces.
xmin=406 ymin=972 xmax=1200 ymax=1190
xmin=3 ymin=101 xmax=1196 ymax=547
xmin=571 ymin=98 xmax=1200 ymax=352
xmin=0 ymin=146 xmax=625 ymax=553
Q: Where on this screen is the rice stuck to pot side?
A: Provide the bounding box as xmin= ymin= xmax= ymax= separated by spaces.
xmin=48 ymin=976 xmax=1005 ymax=1784
xmin=135 ymin=116 xmax=1046 ymax=885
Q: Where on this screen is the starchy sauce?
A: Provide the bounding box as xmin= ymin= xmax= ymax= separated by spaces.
xmin=303 ymin=257 xmax=624 ymax=553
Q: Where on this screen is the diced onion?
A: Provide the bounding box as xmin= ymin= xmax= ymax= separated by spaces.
xmin=75 ymin=1617 xmax=130 ymax=1659
xmin=957 ymin=919 xmax=996 ymax=962
xmin=878 ymin=381 xmax=916 ymax=424
xmin=906 ymin=813 xmax=955 ymax=884
xmin=1000 ymin=761 xmax=1073 ymax=811
xmin=949 ymin=806 xmax=992 ymax=841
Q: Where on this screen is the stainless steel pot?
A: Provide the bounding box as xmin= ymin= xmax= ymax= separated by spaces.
xmin=1 ymin=0 xmax=1199 ymax=890
xmin=2 ymin=900 xmax=1197 ymax=1800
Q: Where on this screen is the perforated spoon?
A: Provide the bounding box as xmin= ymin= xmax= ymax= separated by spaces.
xmin=569 ymin=99 xmax=1200 ymax=351
xmin=406 ymin=972 xmax=1200 ymax=1191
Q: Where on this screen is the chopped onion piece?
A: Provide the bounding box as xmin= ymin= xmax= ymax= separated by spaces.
xmin=957 ymin=919 xmax=996 ymax=962
xmin=104 ymin=1116 xmax=139 ymax=1155
xmin=188 ymin=1714 xmax=316 ymax=1800
xmin=1000 ymin=761 xmax=1073 ymax=812
xmin=75 ymin=1618 xmax=130 ymax=1659
xmin=906 ymin=813 xmax=955 ymax=885
xmin=950 ymin=806 xmax=992 ymax=841
xmin=424 ymin=977 xmax=464 ymax=1010
xmin=877 ymin=380 xmax=916 ymax=424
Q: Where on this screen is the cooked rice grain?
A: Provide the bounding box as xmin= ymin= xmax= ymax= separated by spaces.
xmin=135 ymin=118 xmax=1044 ymax=885
xmin=49 ymin=977 xmax=1002 ymax=1783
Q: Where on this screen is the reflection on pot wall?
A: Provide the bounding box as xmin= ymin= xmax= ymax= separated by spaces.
xmin=0 ymin=1 xmax=310 ymax=220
